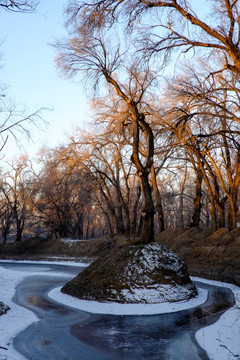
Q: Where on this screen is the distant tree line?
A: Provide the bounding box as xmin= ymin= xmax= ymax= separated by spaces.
xmin=1 ymin=0 xmax=240 ymax=243
xmin=1 ymin=93 xmax=240 ymax=242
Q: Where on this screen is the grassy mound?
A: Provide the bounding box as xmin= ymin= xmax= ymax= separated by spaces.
xmin=62 ymin=242 xmax=197 ymax=304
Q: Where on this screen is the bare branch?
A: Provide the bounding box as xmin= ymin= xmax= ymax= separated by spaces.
xmin=0 ymin=0 xmax=38 ymax=12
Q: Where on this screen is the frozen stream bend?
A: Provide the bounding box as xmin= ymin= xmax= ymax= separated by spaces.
xmin=1 ymin=261 xmax=236 ymax=360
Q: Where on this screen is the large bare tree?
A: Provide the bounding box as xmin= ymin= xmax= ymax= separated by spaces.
xmin=59 ymin=0 xmax=240 ymax=233
xmin=56 ymin=33 xmax=159 ymax=243
xmin=162 ymin=67 xmax=240 ymax=229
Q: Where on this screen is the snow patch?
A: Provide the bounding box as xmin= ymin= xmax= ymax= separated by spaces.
xmin=140 ymin=243 xmax=182 ymax=274
xmin=194 ymin=277 xmax=240 ymax=360
xmin=0 ymin=259 xmax=91 ymax=267
xmin=0 ymin=267 xmax=38 ymax=360
xmin=112 ymin=283 xmax=198 ymax=304
xmin=116 ymin=243 xmax=196 ymax=303
xmin=60 ymin=238 xmax=87 ymax=246
xmin=48 ymin=285 xmax=207 ymax=315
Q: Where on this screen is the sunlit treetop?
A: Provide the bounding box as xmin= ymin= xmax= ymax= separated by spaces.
xmin=64 ymin=0 xmax=240 ymax=76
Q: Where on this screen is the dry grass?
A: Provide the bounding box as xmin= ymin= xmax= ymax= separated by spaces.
xmin=156 ymin=228 xmax=240 ymax=286
xmin=1 ymin=228 xmax=240 ymax=286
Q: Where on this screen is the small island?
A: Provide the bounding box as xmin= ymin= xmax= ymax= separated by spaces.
xmin=62 ymin=241 xmax=197 ymax=304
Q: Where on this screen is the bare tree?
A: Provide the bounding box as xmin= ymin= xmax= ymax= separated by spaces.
xmin=56 ymin=31 xmax=160 ymax=243
xmin=65 ymin=123 xmax=134 ymax=235
xmin=68 ymin=0 xmax=240 ymax=77
xmin=33 ymin=147 xmax=92 ymax=239
xmin=162 ymin=67 xmax=240 ymax=230
xmin=0 ymin=0 xmax=38 ymax=12
xmin=0 ymin=155 xmax=34 ymax=242
xmin=0 ymin=96 xmax=43 ymax=153
xmin=91 ymin=95 xmax=166 ymax=234
xmin=58 ymin=0 xmax=240 ymax=234
xmin=0 ymin=188 xmax=13 ymax=243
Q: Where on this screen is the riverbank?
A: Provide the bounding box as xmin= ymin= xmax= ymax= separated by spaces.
xmin=156 ymin=228 xmax=240 ymax=287
xmin=1 ymin=228 xmax=240 ymax=287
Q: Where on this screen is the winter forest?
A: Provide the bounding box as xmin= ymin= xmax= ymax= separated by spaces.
xmin=1 ymin=0 xmax=240 ymax=244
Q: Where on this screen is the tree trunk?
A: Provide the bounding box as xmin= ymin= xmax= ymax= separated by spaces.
xmin=13 ymin=202 xmax=24 ymax=242
xmin=77 ymin=213 xmax=84 ymax=239
xmin=137 ymin=214 xmax=143 ymax=235
xmin=218 ymin=205 xmax=225 ymax=228
xmin=132 ymin=185 xmax=141 ymax=235
xmin=16 ymin=220 xmax=23 ymax=242
xmin=103 ymin=74 xmax=155 ymax=243
xmin=138 ymin=172 xmax=155 ymax=244
xmin=179 ymin=168 xmax=187 ymax=228
xmin=228 ymin=198 xmax=237 ymax=230
xmin=115 ymin=183 xmax=130 ymax=235
xmin=104 ymin=211 xmax=114 ymax=235
xmin=216 ymin=197 xmax=227 ymax=228
xmin=197 ymin=157 xmax=217 ymax=231
xmin=191 ymin=163 xmax=203 ymax=228
xmin=151 ymin=165 xmax=165 ymax=232
xmin=116 ymin=195 xmax=126 ymax=234
xmin=2 ymin=229 xmax=7 ymax=244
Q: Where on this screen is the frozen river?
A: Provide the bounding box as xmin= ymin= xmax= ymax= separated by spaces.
xmin=0 ymin=261 xmax=236 ymax=360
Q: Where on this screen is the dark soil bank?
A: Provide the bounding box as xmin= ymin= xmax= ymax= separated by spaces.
xmin=156 ymin=228 xmax=240 ymax=287
xmin=1 ymin=227 xmax=240 ymax=286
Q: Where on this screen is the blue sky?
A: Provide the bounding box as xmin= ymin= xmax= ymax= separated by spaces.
xmin=1 ymin=0 xmax=90 ymax=162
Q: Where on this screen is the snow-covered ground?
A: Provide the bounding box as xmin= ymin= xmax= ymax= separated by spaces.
xmin=0 ymin=261 xmax=239 ymax=360
xmin=194 ymin=277 xmax=240 ymax=360
xmin=48 ymin=285 xmax=207 ymax=315
xmin=0 ymin=260 xmax=87 ymax=360
xmin=0 ymin=265 xmax=38 ymax=360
